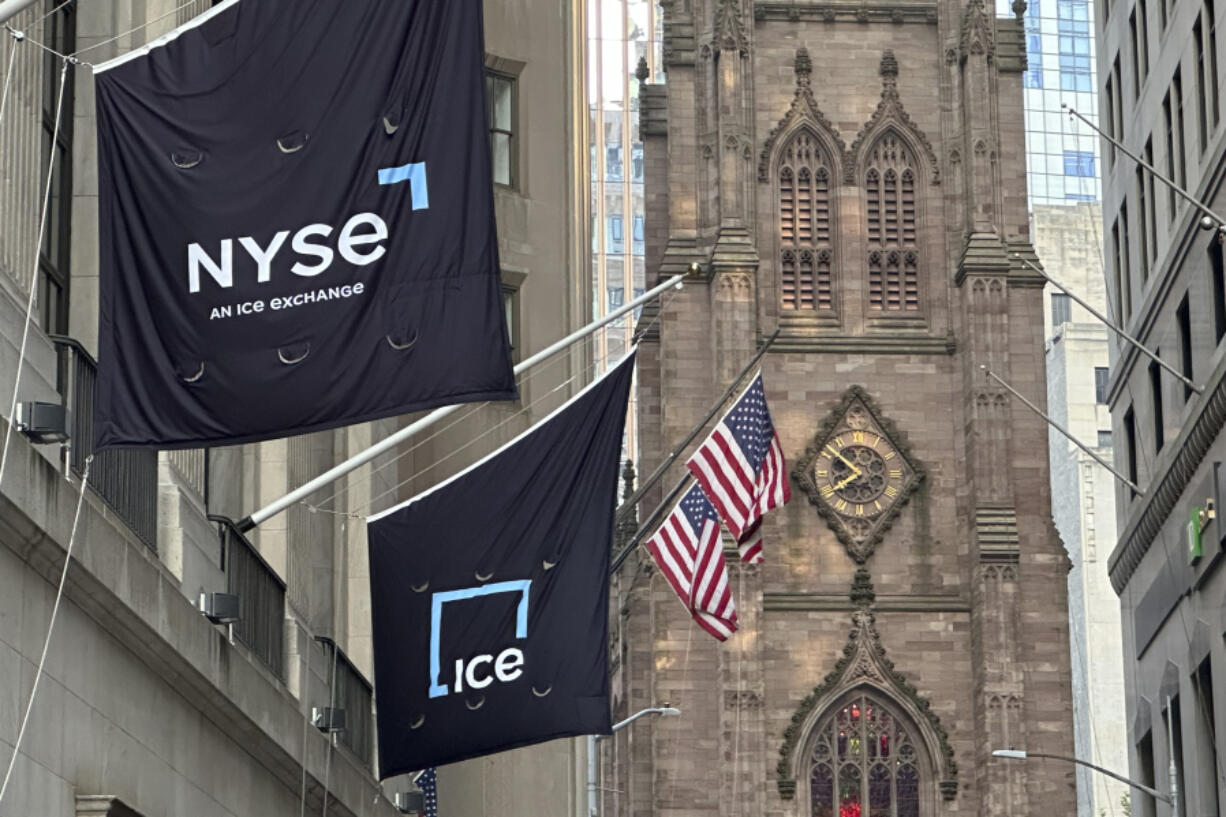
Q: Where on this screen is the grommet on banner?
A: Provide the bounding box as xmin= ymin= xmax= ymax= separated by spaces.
xmin=542 ymin=558 xmax=558 ymax=571
xmin=410 ymin=581 xmax=428 ymax=593
xmin=277 ymin=344 xmax=309 ymax=365
xmin=386 ymin=330 xmax=417 ymax=351
xmin=170 ymin=150 xmax=202 ymax=168
xmin=474 ymin=569 xmax=493 ymax=581
xmin=531 ymin=685 xmax=552 ymax=697
xmin=276 ymin=131 xmax=308 ymax=153
xmin=409 ymin=714 xmax=425 ymax=729
xmin=178 ymin=362 xmax=205 ymax=383
xmin=465 ymin=696 xmax=485 ymax=711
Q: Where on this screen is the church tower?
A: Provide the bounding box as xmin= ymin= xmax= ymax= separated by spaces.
xmin=610 ymin=1 xmax=1078 ymax=815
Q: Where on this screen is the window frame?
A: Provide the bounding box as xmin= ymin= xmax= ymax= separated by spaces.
xmin=484 ymin=58 xmax=524 ymax=191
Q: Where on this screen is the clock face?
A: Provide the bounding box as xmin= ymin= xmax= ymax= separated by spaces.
xmin=793 ymin=390 xmax=922 ymax=562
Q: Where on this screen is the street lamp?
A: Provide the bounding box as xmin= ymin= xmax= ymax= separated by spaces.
xmin=991 ymin=749 xmax=1172 ymax=806
xmin=588 ymin=706 xmax=681 ymax=817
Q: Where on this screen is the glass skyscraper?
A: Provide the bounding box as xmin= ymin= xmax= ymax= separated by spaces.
xmin=1000 ymin=0 xmax=1103 ymax=203
xmin=587 ymin=0 xmax=662 ymax=456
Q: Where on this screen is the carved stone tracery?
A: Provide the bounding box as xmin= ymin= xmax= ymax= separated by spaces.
xmin=844 ymin=51 xmax=940 ymax=185
xmin=758 ymin=48 xmax=846 ymax=182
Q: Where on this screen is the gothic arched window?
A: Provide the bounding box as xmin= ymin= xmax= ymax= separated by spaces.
xmin=779 ymin=130 xmax=834 ymax=311
xmin=809 ymin=692 xmax=921 ymax=817
xmin=864 ymin=132 xmax=920 ymax=312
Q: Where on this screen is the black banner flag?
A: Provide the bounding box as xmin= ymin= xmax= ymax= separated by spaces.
xmin=367 ymin=353 xmax=635 ymax=776
xmin=92 ymin=0 xmax=515 ymax=448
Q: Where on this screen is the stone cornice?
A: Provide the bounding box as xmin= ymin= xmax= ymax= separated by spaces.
xmin=768 ymin=333 xmax=955 ymax=355
xmin=1108 ymin=351 xmax=1226 ymax=593
xmin=764 ymin=592 xmax=970 ymax=612
xmin=753 ymin=2 xmax=938 ymax=25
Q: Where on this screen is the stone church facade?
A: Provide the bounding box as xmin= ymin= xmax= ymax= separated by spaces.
xmin=607 ymin=1 xmax=1078 ymax=816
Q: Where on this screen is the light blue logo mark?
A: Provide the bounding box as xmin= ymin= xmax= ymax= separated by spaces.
xmin=429 ymin=579 xmax=531 ymax=699
xmin=378 ymin=162 xmax=429 ymax=210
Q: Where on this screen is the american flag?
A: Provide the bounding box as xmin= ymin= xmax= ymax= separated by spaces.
xmin=686 ymin=372 xmax=789 ymax=557
xmin=645 ymin=483 xmax=738 ymax=641
xmin=414 ymin=768 xmax=438 ymax=817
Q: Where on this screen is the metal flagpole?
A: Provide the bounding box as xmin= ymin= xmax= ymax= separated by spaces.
xmin=237 ymin=269 xmax=692 ymax=531
xmin=981 ymin=365 xmax=1143 ymax=494
xmin=1064 ymin=104 xmax=1226 ymax=237
xmin=1012 ymin=254 xmax=1203 ymax=394
xmin=0 ymin=0 xmax=40 ymax=26
xmin=613 ymin=329 xmax=780 ymax=525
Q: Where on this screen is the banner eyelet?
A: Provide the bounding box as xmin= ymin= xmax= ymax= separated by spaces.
xmin=465 ymin=696 xmax=485 ymax=711
xmin=531 ymin=685 xmax=552 ymax=698
xmin=179 ymin=362 xmax=205 ymax=383
xmin=409 ymin=714 xmax=425 ymax=729
xmin=474 ymin=570 xmax=493 ymax=582
xmin=386 ymin=330 xmax=418 ymax=351
xmin=411 ymin=581 xmax=429 ymax=593
xmin=277 ymin=344 xmax=310 ymax=365
xmin=170 ymin=150 xmax=203 ymax=169
xmin=382 ymin=115 xmax=400 ymax=135
xmin=542 ymin=558 xmax=559 ymax=571
xmin=276 ymin=131 xmax=309 ymax=153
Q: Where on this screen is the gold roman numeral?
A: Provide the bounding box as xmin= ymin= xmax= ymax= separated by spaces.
xmin=883 ymin=450 xmax=896 ymax=460
xmin=889 ymin=469 xmax=902 ymax=479
xmin=820 ymin=484 xmax=835 ymax=498
xmin=870 ymin=434 xmax=881 ymax=448
xmin=885 ymin=485 xmax=898 ymax=498
xmin=855 ymin=504 xmax=864 ymax=516
xmin=834 ymin=498 xmax=848 ymax=512
xmin=816 ymin=468 xmax=828 ymax=478
xmin=852 ymin=431 xmax=865 ymax=444
xmin=873 ymin=500 xmax=882 ymax=511
xmin=833 ymin=436 xmax=846 ymax=449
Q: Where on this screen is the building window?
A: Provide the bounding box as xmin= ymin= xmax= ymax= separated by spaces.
xmin=1063 ymin=150 xmax=1096 ymax=177
xmin=1097 ymin=429 xmax=1113 ymax=448
xmin=502 ymin=282 xmax=521 ymax=362
xmin=1137 ymin=728 xmax=1157 ymax=817
xmin=631 ymin=143 xmax=644 ymax=182
xmin=1193 ymin=657 xmax=1219 ymax=816
xmin=632 ymin=215 xmax=644 ymax=254
xmin=1149 ymin=357 xmax=1164 ymax=452
xmin=1144 ymin=138 xmax=1157 ymax=266
xmin=1136 ymin=165 xmax=1150 ymax=281
xmin=1051 ymin=293 xmax=1072 ymax=326
xmin=1139 ymin=0 xmax=1151 ymax=80
xmin=779 ymin=129 xmax=835 ymax=312
xmin=608 ymin=215 xmax=624 ymax=254
xmin=1164 ymin=90 xmax=1177 ymax=218
xmin=1106 ymin=75 xmax=1118 ymax=165
xmin=1195 ymin=18 xmax=1210 ymax=151
xmin=1095 ymin=366 xmax=1110 ymax=404
xmin=40 ymin=1 xmax=75 ymax=337
xmin=1130 ymin=10 xmax=1143 ymax=98
xmin=1205 ymin=0 xmax=1221 ymax=128
xmin=865 ymin=132 xmax=920 ymax=313
xmin=606 ymin=144 xmax=624 ymax=181
xmin=1124 ymin=407 xmax=1138 ymax=497
xmin=486 ymin=71 xmax=517 ymax=188
xmin=1211 ymin=238 xmax=1226 ymax=342
xmin=1058 ymin=0 xmax=1093 ymax=92
xmin=1177 ymin=294 xmax=1193 ymax=400
xmin=1174 ymin=67 xmax=1187 ymax=192
xmin=607 ymin=286 xmax=624 ymax=309
xmin=808 ymin=693 xmax=921 ymax=817
xmin=1119 ymin=203 xmax=1133 ymax=322
xmin=1112 ymin=55 xmax=1124 ymax=161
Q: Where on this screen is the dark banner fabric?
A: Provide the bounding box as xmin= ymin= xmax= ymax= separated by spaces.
xmin=93 ymin=0 xmax=515 ymax=449
xmin=367 ymin=353 xmax=635 ymax=776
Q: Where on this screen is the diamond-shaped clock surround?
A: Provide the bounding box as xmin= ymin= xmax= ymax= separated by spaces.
xmin=792 ymin=386 xmax=925 ymax=563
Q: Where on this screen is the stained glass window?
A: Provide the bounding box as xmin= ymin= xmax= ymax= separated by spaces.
xmin=809 ymin=693 xmax=921 ymax=817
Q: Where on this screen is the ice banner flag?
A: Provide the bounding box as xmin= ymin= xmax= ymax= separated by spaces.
xmin=366 ymin=353 xmax=635 ymax=776
xmin=92 ymin=0 xmax=515 ymax=448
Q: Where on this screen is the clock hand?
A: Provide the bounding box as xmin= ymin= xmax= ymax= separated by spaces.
xmin=833 ymin=451 xmax=862 ymax=477
xmin=832 ymin=472 xmax=860 ymax=491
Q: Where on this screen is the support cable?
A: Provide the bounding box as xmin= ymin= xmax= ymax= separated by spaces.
xmin=1013 ymin=254 xmax=1203 ymax=394
xmin=981 ymin=366 xmax=1142 ymax=494
xmin=1064 ymin=104 xmax=1226 ymax=236
xmin=0 ymin=455 xmax=92 ymax=809
xmin=0 ymin=57 xmax=67 ymax=490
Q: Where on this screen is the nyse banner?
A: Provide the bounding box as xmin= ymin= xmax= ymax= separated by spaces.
xmin=366 ymin=353 xmax=635 ymax=776
xmin=93 ymin=0 xmax=515 ymax=449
